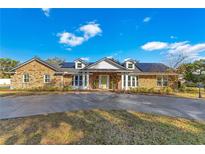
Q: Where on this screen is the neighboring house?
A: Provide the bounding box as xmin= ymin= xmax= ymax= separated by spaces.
xmin=0 ymin=79 xmax=11 ymax=87
xmin=7 ymin=57 xmax=178 ymax=90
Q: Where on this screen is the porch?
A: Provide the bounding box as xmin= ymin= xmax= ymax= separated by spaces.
xmin=69 ymin=72 xmax=138 ymax=90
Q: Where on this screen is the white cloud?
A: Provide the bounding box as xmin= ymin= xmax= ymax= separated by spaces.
xmin=57 ymin=21 xmax=102 ymax=48
xmin=141 ymin=41 xmax=205 ymax=60
xmin=79 ymin=22 xmax=102 ymax=40
xmin=124 ymin=58 xmax=131 ymax=61
xmin=170 ymin=35 xmax=177 ymax=39
xmin=141 ymin=41 xmax=168 ymax=51
xmin=57 ymin=32 xmax=84 ymax=47
xmin=80 ymin=57 xmax=89 ymax=61
xmin=143 ymin=17 xmax=151 ymax=23
xmin=42 ymin=8 xmax=50 ymax=17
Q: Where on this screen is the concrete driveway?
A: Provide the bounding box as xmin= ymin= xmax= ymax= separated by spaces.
xmin=0 ymin=92 xmax=205 ymax=121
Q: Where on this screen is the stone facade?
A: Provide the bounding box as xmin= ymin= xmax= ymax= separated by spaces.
xmin=10 ymin=60 xmax=62 ymax=89
xmin=138 ymin=75 xmax=157 ymax=88
xmin=138 ymin=75 xmax=177 ymax=89
xmin=63 ymin=75 xmax=73 ymax=87
xmin=10 ymin=59 xmax=177 ymax=90
xmin=89 ymin=72 xmax=121 ymax=90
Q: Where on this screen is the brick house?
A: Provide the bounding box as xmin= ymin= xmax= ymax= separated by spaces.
xmin=8 ymin=57 xmax=178 ymax=90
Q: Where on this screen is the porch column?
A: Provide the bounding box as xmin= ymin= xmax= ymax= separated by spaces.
xmin=125 ymin=74 xmax=128 ymax=90
xmin=78 ymin=75 xmax=80 ymax=87
xmin=87 ymin=73 xmax=89 ymax=89
xmin=82 ymin=73 xmax=85 ymax=89
xmin=121 ymin=74 xmax=124 ymax=90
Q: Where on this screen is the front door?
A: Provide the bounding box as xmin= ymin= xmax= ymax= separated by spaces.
xmin=99 ymin=75 xmax=109 ymax=89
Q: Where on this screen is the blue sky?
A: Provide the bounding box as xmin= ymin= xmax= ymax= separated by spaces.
xmin=1 ymin=8 xmax=205 ymax=63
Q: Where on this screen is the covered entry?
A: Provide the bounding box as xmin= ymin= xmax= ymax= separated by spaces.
xmin=99 ymin=75 xmax=109 ymax=89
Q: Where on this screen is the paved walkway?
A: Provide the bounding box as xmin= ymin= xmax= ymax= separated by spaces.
xmin=0 ymin=92 xmax=205 ymax=120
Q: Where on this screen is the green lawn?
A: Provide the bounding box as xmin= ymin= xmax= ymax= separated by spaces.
xmin=0 ymin=110 xmax=205 ymax=145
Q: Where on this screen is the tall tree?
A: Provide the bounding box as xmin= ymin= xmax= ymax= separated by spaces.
xmin=0 ymin=58 xmax=20 ymax=78
xmin=167 ymin=53 xmax=189 ymax=69
xmin=178 ymin=59 xmax=205 ymax=85
xmin=46 ymin=57 xmax=65 ymax=65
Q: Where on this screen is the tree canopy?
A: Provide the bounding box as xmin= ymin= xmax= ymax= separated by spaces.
xmin=178 ymin=59 xmax=205 ymax=85
xmin=0 ymin=58 xmax=20 ymax=78
xmin=46 ymin=57 xmax=65 ymax=65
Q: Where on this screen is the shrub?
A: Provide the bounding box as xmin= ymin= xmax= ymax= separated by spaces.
xmin=28 ymin=86 xmax=60 ymax=92
xmin=63 ymin=86 xmax=73 ymax=91
xmin=178 ymin=84 xmax=186 ymax=92
xmin=162 ymin=87 xmax=173 ymax=94
xmin=185 ymin=82 xmax=197 ymax=87
xmin=129 ymin=87 xmax=173 ymax=95
xmin=138 ymin=87 xmax=149 ymax=93
xmin=148 ymin=87 xmax=155 ymax=93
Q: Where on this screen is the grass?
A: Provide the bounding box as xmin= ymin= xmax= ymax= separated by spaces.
xmin=174 ymin=91 xmax=205 ymax=99
xmin=0 ymin=109 xmax=205 ymax=145
xmin=0 ymin=91 xmax=56 ymax=97
xmin=1 ymin=89 xmax=205 ymax=100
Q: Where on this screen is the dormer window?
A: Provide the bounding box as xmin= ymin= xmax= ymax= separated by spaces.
xmin=124 ymin=59 xmax=136 ymax=69
xmin=126 ymin=62 xmax=135 ymax=69
xmin=77 ymin=63 xmax=82 ymax=69
xmin=75 ymin=59 xmax=86 ymax=69
xmin=128 ymin=63 xmax=134 ymax=69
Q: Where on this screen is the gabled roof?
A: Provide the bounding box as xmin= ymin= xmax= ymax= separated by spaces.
xmin=123 ymin=58 xmax=137 ymax=64
xmin=84 ymin=57 xmax=127 ymax=70
xmin=8 ymin=57 xmax=172 ymax=73
xmin=58 ymin=59 xmax=170 ymax=72
xmin=9 ymin=57 xmax=60 ymax=72
xmin=74 ymin=58 xmax=88 ymax=64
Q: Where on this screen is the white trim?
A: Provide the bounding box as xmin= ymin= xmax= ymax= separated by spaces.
xmin=22 ymin=73 xmax=29 ymax=83
xmin=82 ymin=73 xmax=85 ymax=88
xmin=75 ymin=61 xmax=85 ymax=69
xmin=43 ymin=74 xmax=51 ymax=83
xmin=85 ymin=57 xmax=127 ymax=70
xmin=11 ymin=58 xmax=59 ymax=72
xmin=87 ymin=73 xmax=89 ymax=89
xmin=156 ymin=75 xmax=168 ymax=87
xmin=125 ymin=74 xmax=128 ymax=90
xmin=121 ymin=74 xmax=124 ymax=89
xmin=125 ymin=61 xmax=135 ymax=69
xmin=99 ymin=75 xmax=109 ymax=89
xmin=123 ymin=75 xmax=138 ymax=90
xmin=72 ymin=74 xmax=89 ymax=89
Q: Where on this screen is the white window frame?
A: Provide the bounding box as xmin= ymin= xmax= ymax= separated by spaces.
xmin=99 ymin=75 xmax=109 ymax=89
xmin=23 ymin=73 xmax=29 ymax=83
xmin=126 ymin=61 xmax=135 ymax=69
xmin=77 ymin=63 xmax=82 ymax=69
xmin=44 ymin=74 xmax=51 ymax=83
xmin=128 ymin=63 xmax=134 ymax=69
xmin=124 ymin=75 xmax=138 ymax=88
xmin=157 ymin=75 xmax=168 ymax=87
xmin=72 ymin=74 xmax=88 ymax=88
